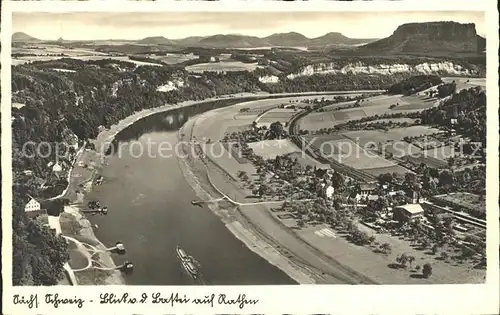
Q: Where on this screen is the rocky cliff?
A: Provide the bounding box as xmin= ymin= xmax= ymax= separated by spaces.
xmin=286 ymin=61 xmax=480 ymax=80
xmin=361 ymin=22 xmax=484 ymax=54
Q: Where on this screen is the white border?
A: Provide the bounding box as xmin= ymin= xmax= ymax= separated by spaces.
xmin=2 ymin=1 xmax=499 ymax=314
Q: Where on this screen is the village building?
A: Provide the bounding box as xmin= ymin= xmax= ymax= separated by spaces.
xmin=325 ymin=185 xmax=334 ymax=199
xmin=52 ymin=162 xmax=62 ymax=173
xmin=24 ymin=196 xmax=45 ymax=218
xmin=393 ymin=204 xmax=425 ymax=222
xmin=22 ymin=170 xmax=33 ymax=176
xmin=359 ymin=183 xmax=377 ymax=198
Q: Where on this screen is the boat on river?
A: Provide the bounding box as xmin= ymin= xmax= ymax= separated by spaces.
xmin=176 ymin=246 xmax=199 ymax=279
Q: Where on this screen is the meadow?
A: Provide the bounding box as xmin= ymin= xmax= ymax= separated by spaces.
xmin=186 ymin=61 xmax=263 ymax=73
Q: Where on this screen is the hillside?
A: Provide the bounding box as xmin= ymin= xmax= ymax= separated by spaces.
xmin=138 ymin=36 xmax=174 ymax=45
xmin=360 ymin=21 xmax=485 ymax=55
xmin=138 ymin=32 xmax=377 ymax=48
xmin=309 ymin=32 xmax=375 ymax=46
xmin=12 ymin=32 xmax=40 ymax=42
xmin=263 ymin=32 xmax=309 ymax=46
xmin=196 ymin=34 xmax=266 ymax=48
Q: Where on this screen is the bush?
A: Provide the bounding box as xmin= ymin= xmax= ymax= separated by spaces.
xmin=422 ymin=263 xmax=433 ymax=278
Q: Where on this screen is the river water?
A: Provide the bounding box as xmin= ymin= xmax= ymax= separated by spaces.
xmin=87 ymin=109 xmax=296 ymax=285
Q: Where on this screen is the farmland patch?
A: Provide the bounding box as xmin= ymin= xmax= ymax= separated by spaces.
xmin=248 ymin=140 xmax=300 ymax=160
xmin=362 ymin=165 xmax=411 ymax=176
xmin=186 ymin=61 xmax=262 ymax=73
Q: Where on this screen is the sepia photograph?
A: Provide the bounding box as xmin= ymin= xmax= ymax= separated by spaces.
xmin=1 ymin=0 xmax=499 ymax=314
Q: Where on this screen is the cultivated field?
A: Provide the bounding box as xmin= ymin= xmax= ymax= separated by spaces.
xmin=385 ymin=126 xmax=441 ymax=139
xmin=148 ymin=53 xmax=198 ymax=64
xmin=442 ymin=77 xmax=486 ymax=91
xmin=298 ymin=93 xmax=434 ymax=132
xmin=309 ymin=136 xmax=397 ymax=170
xmin=248 ymin=140 xmax=300 ymax=160
xmin=285 ymin=152 xmax=330 ymax=168
xmin=12 ymin=45 xmax=109 ymax=56
xmin=12 ymin=55 xmax=163 ymax=67
xmin=256 ymin=108 xmax=298 ymax=127
xmin=421 ymin=145 xmax=457 ymax=161
xmin=186 ymin=61 xmax=263 ymax=73
xmin=362 ymin=165 xmax=411 ymax=176
xmin=403 ymin=154 xmax=448 ymax=168
xmin=225 ymin=124 xmax=253 ymax=134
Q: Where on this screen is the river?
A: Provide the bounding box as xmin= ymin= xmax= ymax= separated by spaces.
xmin=86 ymin=109 xmax=296 ymax=285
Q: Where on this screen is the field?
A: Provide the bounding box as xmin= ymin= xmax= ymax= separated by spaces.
xmin=186 ymin=61 xmax=263 ymax=73
xmin=421 ymin=145 xmax=457 ymax=161
xmin=442 ymin=77 xmax=486 ymax=91
xmin=393 ymin=98 xmax=437 ymax=110
xmin=224 ymin=124 xmax=253 ymax=134
xmin=403 ymin=154 xmax=448 ymax=168
xmin=148 ymin=53 xmax=198 ymax=64
xmin=298 ymin=93 xmax=434 ymax=132
xmin=286 ymin=152 xmax=330 ymax=168
xmin=384 ymin=126 xmax=441 ymax=139
xmin=433 ymin=192 xmax=486 ymax=214
xmin=12 ymin=55 xmax=163 ymax=67
xmin=362 ymin=165 xmax=411 ymax=176
xmin=309 ymin=136 xmax=397 ymax=169
xmin=256 ymin=108 xmax=297 ymax=127
xmin=341 ymin=126 xmax=439 ymax=154
xmin=12 ymin=45 xmax=109 ymax=56
xmin=248 ymin=140 xmax=300 ymax=160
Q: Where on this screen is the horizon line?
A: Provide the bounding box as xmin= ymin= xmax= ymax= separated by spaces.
xmin=12 ymin=20 xmax=483 ymax=42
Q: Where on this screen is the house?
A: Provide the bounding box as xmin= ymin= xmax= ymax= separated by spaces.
xmin=52 ymin=162 xmax=62 ymax=173
xmin=22 ymin=170 xmax=33 ymax=176
xmin=325 ymin=185 xmax=334 ymax=199
xmin=393 ymin=204 xmax=425 ymax=222
xmin=359 ymin=183 xmax=377 ymax=197
xmin=24 ymin=196 xmax=45 ymax=218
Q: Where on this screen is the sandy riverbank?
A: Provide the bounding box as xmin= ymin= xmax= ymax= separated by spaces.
xmin=61 ymin=205 xmax=125 ymax=285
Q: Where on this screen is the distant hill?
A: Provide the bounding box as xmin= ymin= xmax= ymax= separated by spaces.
xmin=171 ymin=36 xmax=207 ymax=46
xmin=136 ymin=32 xmax=375 ymax=49
xmin=263 ymin=32 xmax=309 ymax=46
xmin=360 ymin=21 xmax=485 ymax=54
xmin=12 ymin=32 xmax=40 ymax=42
xmin=309 ymin=32 xmax=376 ymax=47
xmin=195 ymin=34 xmax=265 ymax=48
xmin=138 ymin=36 xmax=174 ymax=45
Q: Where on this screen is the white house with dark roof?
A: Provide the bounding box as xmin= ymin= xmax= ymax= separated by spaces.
xmin=24 ymin=196 xmax=44 ymax=218
xmin=393 ymin=204 xmax=425 ymax=222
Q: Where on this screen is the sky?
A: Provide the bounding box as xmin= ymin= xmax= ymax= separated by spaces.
xmin=12 ymin=11 xmax=486 ymax=40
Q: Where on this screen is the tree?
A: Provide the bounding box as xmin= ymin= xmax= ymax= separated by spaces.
xmin=13 ymin=218 xmax=69 ymax=285
xmin=440 ymin=252 xmax=449 ymax=261
xmin=268 ymin=121 xmax=285 ymax=140
xmin=396 ymin=253 xmax=409 ymax=268
xmin=330 ymin=172 xmax=345 ymax=189
xmin=431 ymin=244 xmax=440 ymax=255
xmin=380 ymin=243 xmax=392 ymax=254
xmin=407 ymin=255 xmax=416 ymax=269
xmin=422 ymin=263 xmax=433 ymax=278
xmin=420 ymin=238 xmax=431 ymax=249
